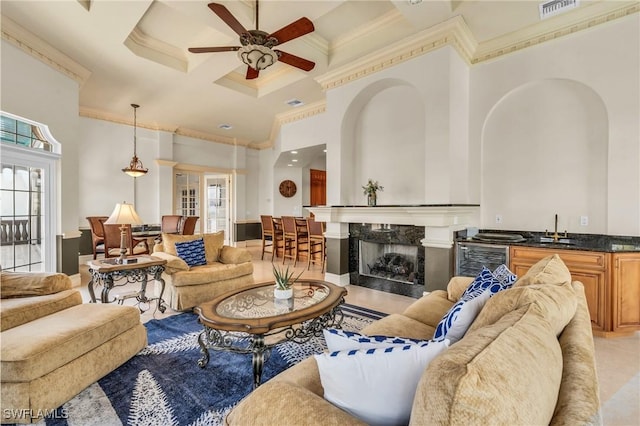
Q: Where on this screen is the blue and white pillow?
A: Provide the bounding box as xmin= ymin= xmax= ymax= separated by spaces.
xmin=315 ymin=339 xmax=449 ymax=426
xmin=174 ymin=238 xmax=206 ymax=267
xmin=434 ymin=267 xmax=505 ymax=343
xmin=493 ymin=264 xmax=518 ymax=288
xmin=323 ymin=329 xmax=425 ymax=352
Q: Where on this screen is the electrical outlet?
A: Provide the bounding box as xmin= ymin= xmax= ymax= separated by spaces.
xmin=580 ymin=216 xmax=589 ymax=226
xmin=495 ymin=214 xmax=503 ymax=224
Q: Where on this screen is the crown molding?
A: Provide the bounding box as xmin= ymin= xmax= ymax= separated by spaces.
xmin=251 ymin=100 xmax=327 ymax=150
xmin=315 ymin=2 xmax=639 ymax=90
xmin=331 ymin=9 xmax=405 ymax=52
xmin=79 ymin=107 xmax=177 ymax=133
xmin=173 ymin=162 xmax=247 ymax=175
xmin=80 ymin=106 xmax=251 ymax=147
xmin=315 ymin=15 xmax=475 ymax=91
xmin=473 ymin=0 xmax=640 ymax=63
xmin=124 ymin=27 xmax=188 ymax=73
xmin=1 ymin=15 xmax=92 ymax=86
xmin=155 ymin=159 xmax=179 ymax=168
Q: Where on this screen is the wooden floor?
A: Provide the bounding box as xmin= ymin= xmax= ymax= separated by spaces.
xmin=76 ymin=245 xmax=639 ymax=425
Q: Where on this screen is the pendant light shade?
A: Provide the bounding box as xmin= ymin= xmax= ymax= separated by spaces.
xmin=122 ymin=103 xmax=148 ymax=177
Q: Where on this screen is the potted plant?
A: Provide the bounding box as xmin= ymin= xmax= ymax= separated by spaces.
xmin=362 ymin=179 xmax=383 ymax=206
xmin=272 ymin=265 xmax=304 ymax=299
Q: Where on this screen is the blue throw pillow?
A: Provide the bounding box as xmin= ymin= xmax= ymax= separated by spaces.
xmin=433 ymin=267 xmax=505 ymax=343
xmin=174 ymin=238 xmax=206 ymax=267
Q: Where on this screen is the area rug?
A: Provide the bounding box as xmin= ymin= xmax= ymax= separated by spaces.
xmin=39 ymin=304 xmax=385 ymax=426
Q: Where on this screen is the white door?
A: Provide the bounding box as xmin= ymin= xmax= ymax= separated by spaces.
xmin=205 ymin=174 xmax=231 ymax=244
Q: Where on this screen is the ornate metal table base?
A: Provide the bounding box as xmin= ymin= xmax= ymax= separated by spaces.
xmin=88 ymin=262 xmax=167 ymax=314
xmin=197 ymin=303 xmax=344 ymax=389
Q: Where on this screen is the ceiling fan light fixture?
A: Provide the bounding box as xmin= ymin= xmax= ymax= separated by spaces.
xmin=238 ymin=44 xmax=277 ymax=71
xmin=122 ymin=103 xmax=148 ymax=178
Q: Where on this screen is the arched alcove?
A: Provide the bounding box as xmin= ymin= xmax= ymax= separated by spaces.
xmin=341 ymin=79 xmax=426 ymax=204
xmin=481 ymin=79 xmax=608 ymax=232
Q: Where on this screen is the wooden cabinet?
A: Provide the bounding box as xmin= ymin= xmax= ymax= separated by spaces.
xmin=611 ymin=253 xmax=640 ymax=333
xmin=510 ymin=247 xmax=608 ymax=332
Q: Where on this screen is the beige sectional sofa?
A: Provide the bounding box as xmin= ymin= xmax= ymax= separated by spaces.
xmin=227 ymin=254 xmax=601 ymax=425
xmin=152 ymin=232 xmax=254 ymax=311
xmin=0 ymin=271 xmax=146 ymax=424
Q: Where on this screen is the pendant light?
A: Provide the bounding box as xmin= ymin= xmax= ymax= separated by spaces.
xmin=122 ymin=103 xmax=148 ymax=177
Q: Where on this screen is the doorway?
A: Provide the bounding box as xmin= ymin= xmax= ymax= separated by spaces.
xmin=205 ymin=174 xmax=231 ymax=244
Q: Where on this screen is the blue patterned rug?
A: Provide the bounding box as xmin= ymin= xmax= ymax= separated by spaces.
xmin=38 ymin=304 xmax=384 ymax=426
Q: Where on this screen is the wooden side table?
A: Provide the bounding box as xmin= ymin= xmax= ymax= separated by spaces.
xmin=87 ymin=255 xmax=167 ymax=313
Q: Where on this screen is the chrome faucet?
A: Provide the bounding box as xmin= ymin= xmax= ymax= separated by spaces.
xmin=545 ymin=214 xmax=568 ymax=242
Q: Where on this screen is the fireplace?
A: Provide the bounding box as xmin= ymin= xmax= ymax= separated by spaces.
xmin=349 ymin=223 xmax=425 ymax=298
xmin=359 ymin=241 xmax=418 ymax=284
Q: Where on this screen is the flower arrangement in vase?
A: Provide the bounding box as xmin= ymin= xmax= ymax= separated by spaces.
xmin=362 ymin=179 xmax=383 ymax=206
xmin=272 ymin=265 xmax=304 ymax=299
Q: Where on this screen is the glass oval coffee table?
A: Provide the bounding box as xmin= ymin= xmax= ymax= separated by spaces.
xmin=194 ymin=280 xmax=346 ymax=389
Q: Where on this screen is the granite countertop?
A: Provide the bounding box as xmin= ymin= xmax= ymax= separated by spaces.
xmin=456 ymin=230 xmax=640 ymax=253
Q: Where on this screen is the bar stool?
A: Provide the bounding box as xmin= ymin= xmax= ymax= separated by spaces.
xmin=307 ymin=218 xmax=326 ymax=272
xmin=282 ymin=216 xmax=308 ymax=266
xmin=260 ymin=215 xmax=281 ymax=261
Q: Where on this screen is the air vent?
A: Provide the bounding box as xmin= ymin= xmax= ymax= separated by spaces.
xmin=539 ymin=0 xmax=580 ymax=20
xmin=285 ymin=99 xmax=304 ymax=107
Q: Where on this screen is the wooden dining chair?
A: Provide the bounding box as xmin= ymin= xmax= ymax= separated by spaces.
xmin=86 ymin=216 xmax=108 ymax=259
xmin=260 ymin=215 xmax=278 ymax=261
xmin=281 ymin=216 xmax=308 ymax=266
xmin=103 ymin=224 xmax=149 ymax=258
xmin=307 ymin=218 xmax=326 ymax=272
xmin=181 ymin=216 xmax=199 ymax=235
xmin=161 ymin=215 xmax=183 ymax=234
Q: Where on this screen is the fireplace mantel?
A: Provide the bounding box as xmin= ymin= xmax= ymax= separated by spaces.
xmin=306 ymin=205 xmax=480 ymax=290
xmin=307 ymin=204 xmax=479 ymax=230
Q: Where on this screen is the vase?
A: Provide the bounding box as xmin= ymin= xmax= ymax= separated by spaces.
xmin=274 ymin=287 xmax=293 ymax=299
xmin=367 ymin=192 xmax=377 ymax=206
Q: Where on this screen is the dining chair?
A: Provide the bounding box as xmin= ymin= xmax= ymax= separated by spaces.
xmin=181 ymin=216 xmax=199 ymax=235
xmin=103 ymin=224 xmax=149 ymax=258
xmin=161 ymin=215 xmax=183 ymax=234
xmin=260 ymin=215 xmax=282 ymax=261
xmin=86 ymin=216 xmax=108 ymax=259
xmin=307 ymin=218 xmax=326 ymax=272
xmin=281 ymin=216 xmax=308 ymax=266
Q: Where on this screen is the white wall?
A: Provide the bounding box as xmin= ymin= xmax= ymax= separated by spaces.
xmin=1 ymin=40 xmax=80 ymax=238
xmin=272 ymin=15 xmax=639 ymax=236
xmin=78 ymin=118 xmax=257 ymax=228
xmin=471 ymin=14 xmax=639 ymax=234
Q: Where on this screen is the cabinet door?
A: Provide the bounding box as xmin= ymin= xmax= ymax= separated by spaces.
xmin=509 ymin=247 xmax=607 ymax=331
xmin=612 ymin=253 xmax=640 ymax=332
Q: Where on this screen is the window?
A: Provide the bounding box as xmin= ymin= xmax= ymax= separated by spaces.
xmin=1 ymin=112 xmax=60 ymax=271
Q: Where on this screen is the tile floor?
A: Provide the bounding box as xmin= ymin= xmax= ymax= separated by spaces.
xmin=76 ymin=246 xmax=639 ymax=425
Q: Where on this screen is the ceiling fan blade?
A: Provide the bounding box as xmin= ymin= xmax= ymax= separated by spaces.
xmin=208 ymin=2 xmax=248 ymax=36
xmin=269 ymin=17 xmax=314 ymax=45
xmin=188 ymin=46 xmax=240 ymax=53
xmin=275 ymin=50 xmax=315 ymax=71
xmin=246 ymin=67 xmax=259 ymax=80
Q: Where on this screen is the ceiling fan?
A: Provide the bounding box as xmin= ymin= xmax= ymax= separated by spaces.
xmin=188 ymin=1 xmax=315 ymax=80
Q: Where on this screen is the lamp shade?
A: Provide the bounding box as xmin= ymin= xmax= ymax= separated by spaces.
xmin=104 ymin=202 xmax=143 ymax=225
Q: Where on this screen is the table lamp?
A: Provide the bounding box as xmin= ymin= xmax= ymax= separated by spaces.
xmin=104 ymin=201 xmax=143 ymax=264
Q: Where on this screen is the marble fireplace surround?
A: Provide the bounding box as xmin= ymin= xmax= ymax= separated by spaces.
xmin=307 ymin=205 xmax=480 ymax=293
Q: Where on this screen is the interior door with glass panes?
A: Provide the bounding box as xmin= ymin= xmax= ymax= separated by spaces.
xmin=175 ymin=172 xmax=200 ymax=233
xmin=205 ymin=175 xmax=230 ymax=245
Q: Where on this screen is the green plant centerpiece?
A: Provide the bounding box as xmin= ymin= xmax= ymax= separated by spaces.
xmin=273 ymin=265 xmax=304 ymax=299
xmin=362 ymin=179 xmax=383 ymax=206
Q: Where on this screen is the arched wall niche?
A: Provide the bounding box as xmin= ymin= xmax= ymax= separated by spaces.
xmin=481 ymin=78 xmax=608 ymax=233
xmin=340 ymin=78 xmax=426 ymax=204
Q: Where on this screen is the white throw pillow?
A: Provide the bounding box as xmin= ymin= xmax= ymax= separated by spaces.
xmin=323 ymin=329 xmax=425 ymax=352
xmin=493 ymin=263 xmax=518 ymax=288
xmin=315 ymin=340 xmax=449 ymax=426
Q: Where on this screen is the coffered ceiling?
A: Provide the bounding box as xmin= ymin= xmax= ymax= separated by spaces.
xmin=1 ymin=0 xmax=637 ymax=149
